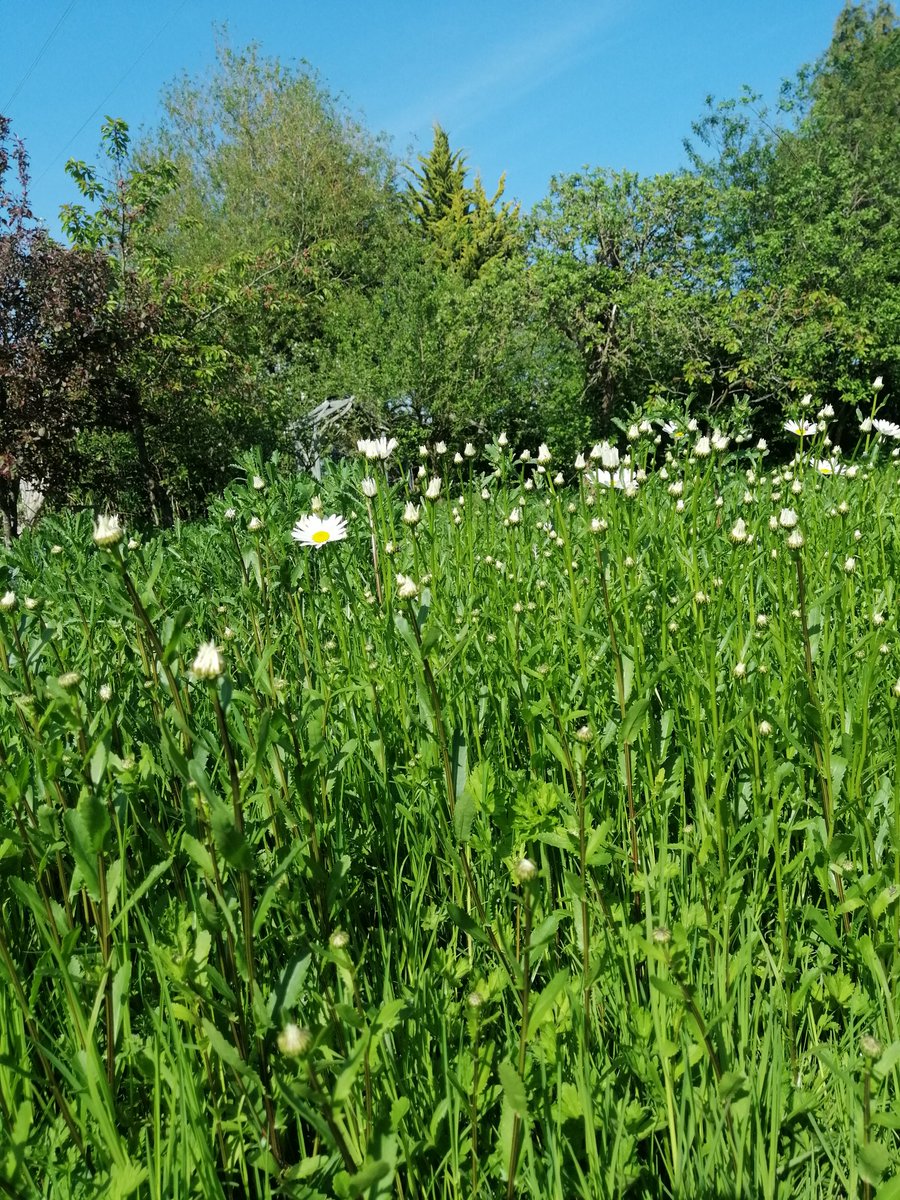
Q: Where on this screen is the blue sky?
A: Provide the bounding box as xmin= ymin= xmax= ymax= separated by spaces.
xmin=3 ymin=0 xmax=842 ymax=235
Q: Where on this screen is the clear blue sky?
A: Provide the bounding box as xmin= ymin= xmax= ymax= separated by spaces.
xmin=3 ymin=0 xmax=843 ymax=235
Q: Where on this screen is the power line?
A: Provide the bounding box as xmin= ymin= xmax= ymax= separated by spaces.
xmin=2 ymin=0 xmax=80 ymax=113
xmin=34 ymin=0 xmax=191 ymax=190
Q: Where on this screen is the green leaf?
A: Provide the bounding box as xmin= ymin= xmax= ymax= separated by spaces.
xmin=498 ymin=1059 xmax=527 ymax=1115
xmin=860 ymin=1142 xmax=891 ymax=1186
xmin=619 ymin=697 xmax=650 ymax=744
xmin=453 ymin=789 xmax=477 ymax=842
xmin=202 ymin=1019 xmax=252 ymax=1078
xmin=528 ymin=969 xmax=570 ymax=1039
xmin=63 ymin=792 xmax=111 ymax=899
xmin=267 ymin=953 xmax=311 ymax=1023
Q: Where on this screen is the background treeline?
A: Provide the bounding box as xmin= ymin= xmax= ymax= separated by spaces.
xmin=1 ymin=1 xmax=898 ymax=534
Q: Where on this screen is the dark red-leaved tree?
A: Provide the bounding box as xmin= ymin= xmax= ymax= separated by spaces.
xmin=0 ymin=117 xmax=138 ymax=542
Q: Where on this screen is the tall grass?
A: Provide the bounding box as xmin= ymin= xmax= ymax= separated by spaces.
xmin=1 ymin=430 xmax=899 ymax=1198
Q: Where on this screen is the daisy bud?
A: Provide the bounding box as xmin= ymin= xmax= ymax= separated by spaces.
xmin=361 ymin=477 xmax=378 ymax=498
xmin=453 ymin=452 xmax=463 ymax=465
xmin=873 ymin=375 xmax=884 ymax=391
xmin=435 ymin=442 xmax=447 ymax=456
xmin=93 ymin=514 xmax=123 ymax=547
xmin=99 ymin=684 xmax=112 ymax=702
xmin=425 ymin=477 xmax=442 ymax=501
xmin=513 ymin=857 xmax=538 ymax=884
xmin=396 ymin=574 xmax=419 ymax=600
xmin=0 ymin=590 xmax=16 ymax=612
xmin=252 ymin=475 xmax=265 ymax=490
xmin=860 ymin=1035 xmax=883 ymax=1060
xmin=651 ymin=926 xmax=671 ymax=945
xmin=758 ymin=720 xmax=773 ymax=737
xmin=402 ymin=502 xmax=420 ymax=525
xmin=192 ymin=642 xmax=224 ymax=681
xmin=224 ymin=507 xmax=236 ymax=521
xmin=497 ymin=431 xmax=509 ymax=447
xmin=277 ymin=1024 xmax=312 ymax=1058
xmin=787 ymin=529 xmax=805 ymax=550
xmin=248 ymin=516 xmax=263 ymax=531
xmin=844 ymin=556 xmax=856 ymax=573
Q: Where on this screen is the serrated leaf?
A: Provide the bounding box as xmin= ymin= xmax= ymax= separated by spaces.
xmin=620 ymin=697 xmax=650 ymax=744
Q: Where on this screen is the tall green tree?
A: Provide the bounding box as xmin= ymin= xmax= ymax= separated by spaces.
xmin=687 ymin=1 xmax=900 ymax=415
xmin=406 ymin=124 xmax=521 ymax=279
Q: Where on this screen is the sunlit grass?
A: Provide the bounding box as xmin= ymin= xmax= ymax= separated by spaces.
xmin=1 ymin=428 xmax=900 ymax=1198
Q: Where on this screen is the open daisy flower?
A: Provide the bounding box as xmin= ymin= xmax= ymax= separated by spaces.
xmin=594 ymin=466 xmax=638 ymax=492
xmin=291 ymin=513 xmax=348 ymax=547
xmin=813 ymin=458 xmax=846 ymax=476
xmin=784 ymin=419 xmax=818 ymax=437
xmin=872 ymin=418 xmax=900 ymax=439
xmin=662 ymin=421 xmax=686 ymax=440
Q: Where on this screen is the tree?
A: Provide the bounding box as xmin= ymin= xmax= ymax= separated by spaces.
xmin=406 ymin=124 xmax=521 ymax=279
xmin=686 ymin=1 xmax=900 ymax=420
xmin=0 ymin=118 xmax=135 ymax=542
xmin=530 ymin=168 xmax=741 ymax=424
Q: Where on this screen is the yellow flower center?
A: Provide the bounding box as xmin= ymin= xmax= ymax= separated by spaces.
xmin=312 ymin=530 xmax=330 ymax=544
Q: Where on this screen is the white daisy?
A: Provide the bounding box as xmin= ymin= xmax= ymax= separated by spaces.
xmin=291 ymin=513 xmax=348 ymax=547
xmin=784 ymin=419 xmax=818 ymax=437
xmin=872 ymin=418 xmax=900 ymax=439
xmin=594 ymin=466 xmax=638 ymax=491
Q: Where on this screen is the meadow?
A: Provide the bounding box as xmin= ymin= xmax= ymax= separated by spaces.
xmin=1 ymin=422 xmax=900 ymax=1199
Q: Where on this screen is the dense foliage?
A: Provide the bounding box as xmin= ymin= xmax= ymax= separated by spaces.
xmin=2 ymin=422 xmax=900 ymax=1196
xmin=2 ymin=3 xmax=897 ymax=530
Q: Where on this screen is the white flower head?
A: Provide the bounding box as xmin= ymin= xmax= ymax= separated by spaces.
xmin=730 ymin=518 xmax=748 ymax=543
xmin=872 ymin=418 xmax=900 ymax=439
xmin=594 ymin=466 xmax=637 ymax=491
xmin=402 ymin=501 xmax=420 ymax=525
xmin=224 ymin=507 xmax=237 ymax=521
xmin=277 ymin=1023 xmax=312 ymax=1058
xmin=497 ymin=431 xmax=509 ymax=447
xmin=0 ymin=590 xmax=16 ymax=612
xmin=396 ymin=573 xmax=419 ymax=600
xmin=778 ymin=508 xmax=799 ymax=529
xmin=787 ymin=529 xmax=805 ymax=550
xmin=361 ymin=476 xmax=378 ymax=498
xmin=357 ymin=436 xmax=398 ymax=461
xmin=93 ymin=514 xmax=123 ymax=548
xmin=814 ymin=458 xmax=845 ymax=476
xmin=537 ymin=442 xmax=552 ymax=465
xmin=508 ymin=506 xmax=522 ymax=525
xmin=192 ymin=641 xmax=223 ymax=681
xmin=291 ymin=513 xmax=348 ymax=548
xmin=694 ymin=436 xmax=711 ymax=458
xmin=873 ymin=375 xmax=884 ymax=391
xmin=425 ymin=477 xmax=442 ymax=501
xmin=435 ymin=441 xmax=447 ymax=456
xmin=248 ymin=516 xmax=263 ymax=532
xmin=252 ymin=475 xmax=265 ymax=490
xmin=464 ymin=442 xmax=476 ymax=458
